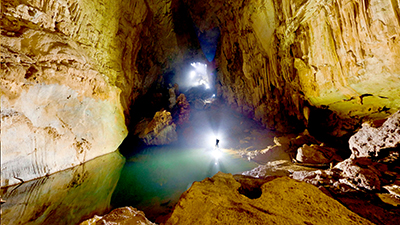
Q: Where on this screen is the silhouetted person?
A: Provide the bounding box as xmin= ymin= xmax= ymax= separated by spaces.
xmin=215 ymin=139 xmax=220 ymax=148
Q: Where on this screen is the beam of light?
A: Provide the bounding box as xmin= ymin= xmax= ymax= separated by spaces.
xmin=211 ymin=149 xmax=222 ymax=160
xmin=190 ymin=71 xmax=196 ymax=79
xmin=189 ymin=62 xmax=210 ymax=88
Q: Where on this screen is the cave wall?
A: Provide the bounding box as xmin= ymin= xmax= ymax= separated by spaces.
xmin=2 ymin=0 xmax=399 ymax=186
xmin=1 ymin=0 xmax=181 ymax=186
xmin=185 ymin=0 xmax=400 ymax=134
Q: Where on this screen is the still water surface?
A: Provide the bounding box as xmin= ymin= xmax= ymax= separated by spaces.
xmin=111 ymin=145 xmax=258 ymax=222
xmin=1 ymin=145 xmax=257 ymax=224
xmin=0 ymin=152 xmax=125 ymax=225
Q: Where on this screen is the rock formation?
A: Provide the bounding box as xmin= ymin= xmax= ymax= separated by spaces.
xmin=2 ymin=0 xmax=400 ymax=223
xmin=136 ymin=110 xmax=178 ymax=145
xmin=349 ymin=110 xmax=400 ymax=158
xmin=80 ymin=207 xmax=155 ymax=225
xmin=289 ymin=110 xmax=400 ymax=224
xmin=174 ymin=93 xmax=190 ymax=126
xmin=296 ymin=144 xmax=343 ymax=164
xmin=184 ymin=0 xmax=400 ymax=134
xmin=164 ymin=172 xmax=373 ymax=225
xmin=1 ymin=0 xmax=181 ymax=186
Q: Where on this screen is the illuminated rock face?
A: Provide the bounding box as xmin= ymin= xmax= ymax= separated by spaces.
xmin=349 ymin=110 xmax=400 ymax=158
xmin=165 ymin=172 xmax=373 ymax=225
xmin=80 ymin=206 xmax=155 ymax=225
xmin=137 ymin=110 xmax=178 ymax=145
xmin=185 ymin=0 xmax=400 ymax=132
xmin=0 ymin=0 xmax=179 ymax=186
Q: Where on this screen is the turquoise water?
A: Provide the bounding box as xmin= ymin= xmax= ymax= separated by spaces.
xmin=111 ymin=145 xmax=258 ymax=222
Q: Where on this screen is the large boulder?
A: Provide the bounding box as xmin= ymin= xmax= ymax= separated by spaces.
xmin=137 ymin=110 xmax=178 ymax=145
xmin=334 ymin=158 xmax=384 ymax=191
xmin=165 ymin=172 xmax=373 ymax=225
xmin=296 ymin=144 xmax=343 ymax=164
xmin=349 ymin=110 xmax=400 ymax=158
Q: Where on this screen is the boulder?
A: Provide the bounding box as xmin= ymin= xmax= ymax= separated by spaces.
xmin=296 ymin=144 xmax=343 ymax=164
xmin=137 ymin=110 xmax=178 ymax=145
xmin=165 ymin=172 xmax=372 ymax=225
xmin=349 ymin=110 xmax=400 ymax=158
xmin=80 ymin=207 xmax=155 ymax=225
xmin=334 ymin=158 xmax=384 ymax=191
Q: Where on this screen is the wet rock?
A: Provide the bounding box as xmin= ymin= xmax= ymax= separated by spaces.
xmin=296 ymin=144 xmax=343 ymax=164
xmin=137 ymin=110 xmax=178 ymax=145
xmin=165 ymin=172 xmax=373 ymax=225
xmin=349 ymin=110 xmax=400 ymax=158
xmin=80 ymin=206 xmax=155 ymax=225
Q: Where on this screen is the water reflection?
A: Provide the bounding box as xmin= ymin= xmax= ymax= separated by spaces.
xmin=0 ymin=151 xmax=125 ymax=225
xmin=111 ymin=145 xmax=257 ymax=222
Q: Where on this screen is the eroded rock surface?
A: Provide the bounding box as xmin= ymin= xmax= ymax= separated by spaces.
xmin=290 ymin=110 xmax=400 ymax=224
xmin=0 ymin=28 xmax=128 ymax=186
xmin=185 ymin=0 xmax=400 ymax=133
xmin=296 ymin=144 xmax=343 ymax=164
xmin=80 ymin=206 xmax=155 ymax=225
xmin=349 ymin=110 xmax=400 ymax=158
xmin=165 ymin=172 xmax=373 ymax=225
xmin=1 ymin=0 xmax=181 ymax=186
xmin=136 ymin=110 xmax=178 ymax=145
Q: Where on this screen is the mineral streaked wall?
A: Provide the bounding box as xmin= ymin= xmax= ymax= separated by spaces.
xmin=1 ymin=0 xmax=180 ymax=186
xmin=186 ymin=0 xmax=400 ymax=132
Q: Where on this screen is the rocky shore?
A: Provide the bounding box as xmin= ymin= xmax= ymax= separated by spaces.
xmin=81 ymin=111 xmax=400 ymax=224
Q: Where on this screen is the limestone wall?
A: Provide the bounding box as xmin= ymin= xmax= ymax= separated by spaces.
xmin=0 ymin=0 xmax=180 ymax=186
xmin=185 ymin=0 xmax=400 ymax=132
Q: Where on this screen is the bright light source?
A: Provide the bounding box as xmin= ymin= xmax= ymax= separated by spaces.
xmin=190 ymin=71 xmax=196 ymax=78
xmin=212 ymin=94 xmax=215 ymax=98
xmin=189 ymin=62 xmax=211 ymax=89
xmin=211 ymin=149 xmax=222 ymax=160
xmin=207 ymin=134 xmax=220 ymax=147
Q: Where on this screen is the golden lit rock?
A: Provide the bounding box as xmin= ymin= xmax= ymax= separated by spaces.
xmin=165 ymin=172 xmax=373 ymax=225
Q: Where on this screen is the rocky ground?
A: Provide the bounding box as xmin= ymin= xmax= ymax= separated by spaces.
xmin=82 ymin=100 xmax=400 ymax=224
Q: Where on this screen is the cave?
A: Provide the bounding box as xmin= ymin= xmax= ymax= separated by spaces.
xmin=1 ymin=0 xmax=400 ymax=224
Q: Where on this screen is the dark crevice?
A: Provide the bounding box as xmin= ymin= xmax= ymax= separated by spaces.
xmin=234 ymin=175 xmax=278 ymax=200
